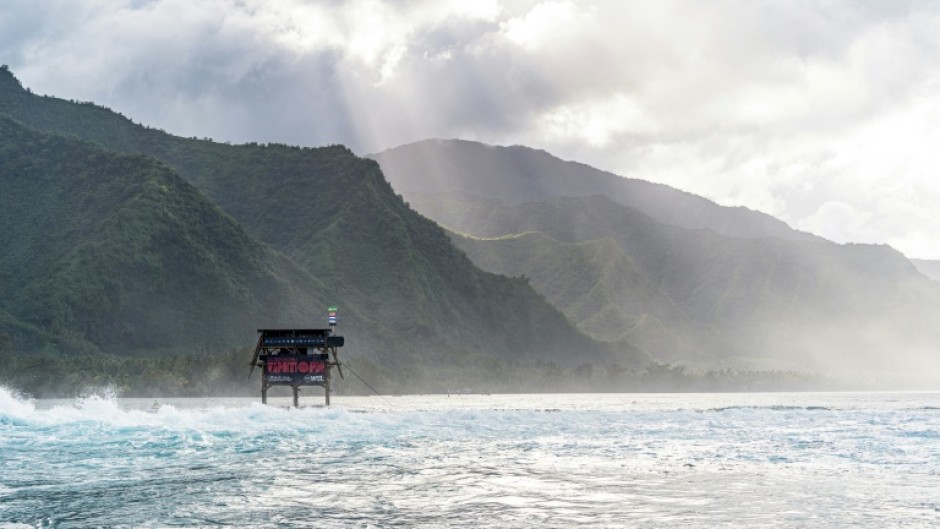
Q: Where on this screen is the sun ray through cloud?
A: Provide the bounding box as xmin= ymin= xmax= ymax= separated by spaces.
xmin=4 ymin=0 xmax=940 ymax=257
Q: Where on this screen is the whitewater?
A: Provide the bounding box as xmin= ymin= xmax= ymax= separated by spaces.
xmin=1 ymin=389 xmax=938 ymax=528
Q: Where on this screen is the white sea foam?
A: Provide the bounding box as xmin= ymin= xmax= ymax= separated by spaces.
xmin=0 ymin=387 xmax=35 ymax=420
xmin=1 ymin=387 xmax=939 ymax=527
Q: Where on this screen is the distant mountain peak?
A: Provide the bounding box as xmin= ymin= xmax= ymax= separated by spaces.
xmin=372 ymin=138 xmax=817 ymax=242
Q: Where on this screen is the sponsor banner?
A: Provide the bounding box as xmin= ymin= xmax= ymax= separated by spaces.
xmin=264 ymin=354 xmax=329 ymax=386
xmin=262 ymin=336 xmax=327 ymax=347
xmin=261 ymin=335 xmax=344 ymax=348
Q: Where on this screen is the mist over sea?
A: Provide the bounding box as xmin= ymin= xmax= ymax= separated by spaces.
xmin=1 ymin=389 xmax=938 ymax=528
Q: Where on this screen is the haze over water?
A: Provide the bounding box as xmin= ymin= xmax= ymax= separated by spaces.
xmin=1 ymin=389 xmax=938 ymax=528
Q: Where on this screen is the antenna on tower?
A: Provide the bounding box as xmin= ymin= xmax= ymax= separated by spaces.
xmin=328 ymin=306 xmax=338 ymax=331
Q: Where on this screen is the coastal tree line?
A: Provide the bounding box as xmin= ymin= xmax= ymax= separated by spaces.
xmin=0 ymin=345 xmax=848 ymax=399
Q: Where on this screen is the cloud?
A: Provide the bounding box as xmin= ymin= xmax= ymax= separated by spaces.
xmin=3 ymin=0 xmax=940 ymax=257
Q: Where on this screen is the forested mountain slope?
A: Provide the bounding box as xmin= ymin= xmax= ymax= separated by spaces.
xmin=0 ymin=68 xmax=638 ymax=389
xmin=451 ymin=229 xmax=724 ymax=364
xmin=0 ymin=115 xmax=326 ymax=353
xmin=417 ymin=192 xmax=940 ymax=374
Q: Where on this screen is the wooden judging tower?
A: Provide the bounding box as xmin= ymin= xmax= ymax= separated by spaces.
xmin=249 ymin=323 xmax=344 ymax=407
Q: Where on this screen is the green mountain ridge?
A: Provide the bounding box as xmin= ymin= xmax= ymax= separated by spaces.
xmin=451 ymin=230 xmax=716 ymax=363
xmin=401 ymin=188 xmax=940 ymax=375
xmin=5 ymin=64 xmax=934 ymax=392
xmin=0 ymin=67 xmax=643 ymax=395
xmin=0 ymin=115 xmax=327 ymax=353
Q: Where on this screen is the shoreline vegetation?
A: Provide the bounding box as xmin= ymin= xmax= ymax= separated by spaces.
xmin=0 ymin=347 xmax=928 ymax=399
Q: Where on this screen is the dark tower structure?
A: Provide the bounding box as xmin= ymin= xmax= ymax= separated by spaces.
xmin=249 ymin=326 xmax=344 ymax=407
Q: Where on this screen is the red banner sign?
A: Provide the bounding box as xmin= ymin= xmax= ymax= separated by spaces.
xmin=264 ymin=354 xmax=328 ymax=386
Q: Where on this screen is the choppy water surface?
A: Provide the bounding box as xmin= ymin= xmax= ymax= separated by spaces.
xmin=1 ymin=390 xmax=938 ymax=528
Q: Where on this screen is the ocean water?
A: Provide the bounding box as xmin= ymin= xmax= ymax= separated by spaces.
xmin=1 ymin=389 xmax=938 ymax=528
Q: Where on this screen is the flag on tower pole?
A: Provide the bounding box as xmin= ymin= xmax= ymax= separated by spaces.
xmin=328 ymin=307 xmax=338 ymax=326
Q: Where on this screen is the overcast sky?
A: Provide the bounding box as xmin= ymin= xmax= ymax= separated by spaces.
xmin=3 ymin=0 xmax=940 ymax=258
